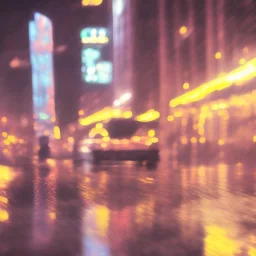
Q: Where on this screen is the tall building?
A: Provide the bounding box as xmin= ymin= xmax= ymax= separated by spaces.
xmin=112 ymin=0 xmax=159 ymax=115
xmin=112 ymin=0 xmax=256 ymax=115
xmin=112 ymin=0 xmax=134 ymax=101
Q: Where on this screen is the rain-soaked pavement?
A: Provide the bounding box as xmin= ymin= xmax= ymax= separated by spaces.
xmin=0 ymin=160 xmax=256 ymax=256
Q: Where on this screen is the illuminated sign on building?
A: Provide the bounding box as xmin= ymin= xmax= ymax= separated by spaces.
xmin=80 ymin=27 xmax=112 ymax=85
xmin=29 ymin=13 xmax=56 ymax=137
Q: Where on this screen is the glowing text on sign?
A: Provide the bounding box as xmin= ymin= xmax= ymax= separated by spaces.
xmin=80 ymin=28 xmax=112 ymax=85
xmin=29 ymin=13 xmax=56 ymax=137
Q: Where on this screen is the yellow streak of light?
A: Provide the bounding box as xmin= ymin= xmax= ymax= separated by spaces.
xmin=170 ymin=58 xmax=256 ymax=108
xmin=135 ymin=109 xmax=160 ymax=122
xmin=205 ymin=226 xmax=240 ymax=256
xmin=96 ymin=206 xmax=109 ymax=237
xmin=79 ymin=108 xmax=133 ymax=127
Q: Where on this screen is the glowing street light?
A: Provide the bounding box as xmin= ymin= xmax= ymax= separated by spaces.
xmin=215 ymin=52 xmax=222 ymax=60
xmin=183 ymin=82 xmax=190 ymax=90
xmin=179 ymin=26 xmax=188 ymax=35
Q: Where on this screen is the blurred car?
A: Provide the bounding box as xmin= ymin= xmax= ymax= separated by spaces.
xmin=76 ymin=118 xmax=159 ymax=166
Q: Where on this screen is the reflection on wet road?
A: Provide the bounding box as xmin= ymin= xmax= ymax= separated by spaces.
xmin=0 ymin=161 xmax=256 ymax=255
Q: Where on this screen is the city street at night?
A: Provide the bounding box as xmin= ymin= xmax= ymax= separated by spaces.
xmin=1 ymin=0 xmax=256 ymax=255
xmin=0 ymin=159 xmax=255 ymax=256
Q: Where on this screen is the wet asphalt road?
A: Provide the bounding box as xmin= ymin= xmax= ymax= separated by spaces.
xmin=0 ymin=160 xmax=256 ymax=256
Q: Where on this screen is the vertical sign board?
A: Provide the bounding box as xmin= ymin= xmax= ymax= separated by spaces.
xmin=80 ymin=27 xmax=112 ymax=86
xmin=29 ymin=13 xmax=56 ymax=138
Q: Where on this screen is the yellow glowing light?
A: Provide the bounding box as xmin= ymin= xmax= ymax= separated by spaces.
xmin=239 ymin=58 xmax=246 ymax=65
xmin=82 ymin=0 xmax=103 ymax=6
xmin=54 ymin=126 xmax=61 ymax=139
xmin=102 ymin=137 xmax=110 ymax=142
xmin=199 ymin=137 xmax=206 ymax=144
xmin=0 ymin=210 xmax=9 ymax=222
xmin=145 ymin=140 xmax=152 ymax=146
xmin=168 ymin=115 xmax=174 ymax=122
xmin=253 ymin=136 xmax=256 ymax=143
xmin=123 ymin=111 xmax=133 ymax=119
xmin=79 ymin=107 xmax=131 ymax=126
xmin=89 ymin=127 xmax=109 ymax=138
xmin=183 ymin=82 xmax=190 ymax=90
xmin=170 ymin=58 xmax=256 ymax=108
xmin=174 ymin=111 xmax=183 ymax=117
xmin=96 ymin=123 xmax=103 ymax=129
xmin=3 ymin=139 xmax=10 ymax=146
xmin=96 ymin=206 xmax=109 ymax=237
xmin=132 ymin=136 xmax=141 ymax=142
xmin=8 ymin=135 xmax=16 ymax=144
xmin=1 ymin=132 xmax=7 ymax=138
xmin=151 ymin=137 xmax=159 ymax=143
xmin=205 ymin=226 xmax=240 ymax=256
xmin=191 ymin=137 xmax=197 ymax=144
xmin=101 ymin=143 xmax=107 ymax=148
xmin=0 ymin=196 xmax=8 ymax=204
xmin=136 ymin=109 xmax=160 ymax=122
xmin=1 ymin=117 xmax=7 ymax=123
xmin=148 ymin=130 xmax=155 ymax=137
xmin=82 ymin=0 xmax=89 ymax=5
xmin=179 ymin=26 xmax=188 ymax=35
xmin=218 ymin=139 xmax=225 ymax=145
xmin=215 ymin=52 xmax=222 ymax=60
xmin=49 ymin=212 xmax=56 ymax=220
xmin=78 ymin=110 xmax=84 ymax=116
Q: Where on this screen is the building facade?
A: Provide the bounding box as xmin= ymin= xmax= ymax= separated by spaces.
xmin=112 ymin=0 xmax=256 ymax=116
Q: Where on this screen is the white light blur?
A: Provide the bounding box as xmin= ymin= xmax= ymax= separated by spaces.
xmin=113 ymin=99 xmax=121 ymax=107
xmin=113 ymin=92 xmax=132 ymax=107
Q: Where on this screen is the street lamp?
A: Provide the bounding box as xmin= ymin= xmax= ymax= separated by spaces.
xmin=215 ymin=52 xmax=222 ymax=60
xmin=183 ymin=82 xmax=190 ymax=90
xmin=179 ymin=26 xmax=188 ymax=35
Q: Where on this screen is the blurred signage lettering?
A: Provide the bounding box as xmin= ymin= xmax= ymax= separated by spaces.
xmin=29 ymin=13 xmax=56 ymax=138
xmin=80 ymin=28 xmax=112 ymax=86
